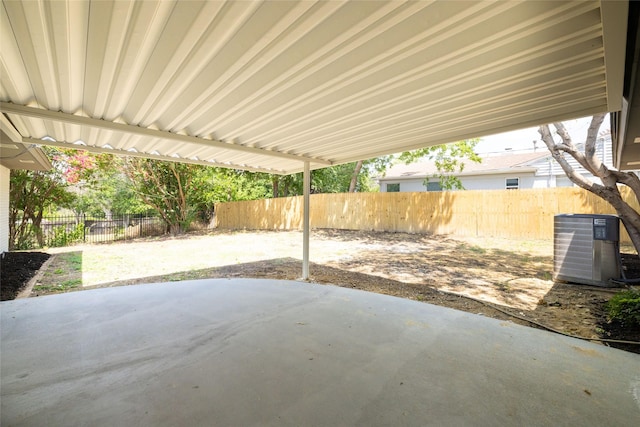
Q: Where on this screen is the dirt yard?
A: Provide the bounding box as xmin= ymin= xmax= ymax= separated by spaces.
xmin=3 ymin=229 xmax=639 ymax=353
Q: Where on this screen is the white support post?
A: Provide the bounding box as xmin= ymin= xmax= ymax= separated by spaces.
xmin=302 ymin=161 xmax=310 ymax=280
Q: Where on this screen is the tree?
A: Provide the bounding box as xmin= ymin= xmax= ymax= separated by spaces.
xmin=349 ymin=160 xmax=364 ymax=193
xmin=69 ymin=159 xmax=151 ymax=218
xmin=269 ymin=157 xmax=393 ymax=197
xmin=268 ymin=141 xmax=480 ymax=196
xmin=539 ymin=114 xmax=640 ymax=252
xmin=355 ymin=156 xmax=395 ymax=192
xmin=9 ymin=147 xmax=135 ymax=248
xmin=122 ymin=158 xmax=272 ymax=233
xmin=398 ymin=139 xmax=482 ymax=190
xmin=190 ymin=167 xmax=271 ymax=223
xmin=271 ymin=173 xmax=303 ymax=197
xmin=311 ymin=161 xmax=382 ymax=194
xmin=122 ymin=158 xmax=200 ymax=234
xmin=9 ymin=147 xmax=76 ymax=249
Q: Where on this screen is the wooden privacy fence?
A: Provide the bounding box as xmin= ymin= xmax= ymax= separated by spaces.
xmin=214 ymin=187 xmax=640 ymax=243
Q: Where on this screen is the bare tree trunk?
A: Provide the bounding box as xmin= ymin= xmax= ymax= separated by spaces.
xmin=33 ymin=210 xmax=44 ymax=247
xmin=272 ymin=176 xmax=279 ymax=198
xmin=539 ymin=114 xmax=640 ymax=252
xmin=170 ymin=163 xmax=190 ymax=234
xmin=349 ymin=160 xmax=364 ymax=193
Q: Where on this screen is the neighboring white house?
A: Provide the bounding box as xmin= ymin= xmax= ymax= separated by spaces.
xmin=379 ymin=137 xmax=614 ymax=192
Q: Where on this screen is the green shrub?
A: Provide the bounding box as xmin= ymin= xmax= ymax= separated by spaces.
xmin=13 ymin=235 xmax=37 ymax=250
xmin=606 ymin=289 xmax=640 ymax=326
xmin=49 ymin=223 xmax=84 ymax=247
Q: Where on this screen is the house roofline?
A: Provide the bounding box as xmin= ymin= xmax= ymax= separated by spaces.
xmin=1 ymin=125 xmax=52 ymax=171
xmin=378 ymin=166 xmax=539 ymax=181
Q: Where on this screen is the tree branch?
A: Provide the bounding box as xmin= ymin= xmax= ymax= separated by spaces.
xmin=539 ymin=124 xmax=600 ymax=191
xmin=583 ymin=113 xmax=606 ymax=176
xmin=608 ymin=169 xmax=640 ymax=205
xmin=552 ymin=121 xmax=574 ymax=147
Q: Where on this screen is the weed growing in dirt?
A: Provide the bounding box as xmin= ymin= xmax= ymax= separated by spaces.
xmin=606 ymin=289 xmax=640 ymax=326
xmin=457 ymin=243 xmax=486 ymax=254
xmin=497 ymin=282 xmax=512 ymax=292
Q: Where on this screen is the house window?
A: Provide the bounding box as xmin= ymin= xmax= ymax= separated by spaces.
xmin=506 ymin=178 xmax=519 ymax=190
xmin=426 ymin=181 xmax=442 ymax=192
xmin=386 ymin=183 xmax=400 ymax=192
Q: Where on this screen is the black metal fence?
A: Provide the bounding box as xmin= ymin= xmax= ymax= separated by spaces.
xmin=38 ymin=214 xmax=166 ymax=246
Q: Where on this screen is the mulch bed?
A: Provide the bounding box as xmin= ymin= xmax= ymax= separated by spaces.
xmin=1 ymin=252 xmax=50 ymax=301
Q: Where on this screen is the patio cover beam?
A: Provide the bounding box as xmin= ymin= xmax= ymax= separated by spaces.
xmin=0 ymin=103 xmax=332 ymax=167
xmin=21 ymin=137 xmax=281 ymax=175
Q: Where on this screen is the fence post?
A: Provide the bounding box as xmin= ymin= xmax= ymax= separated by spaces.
xmin=83 ymin=213 xmax=86 ymax=243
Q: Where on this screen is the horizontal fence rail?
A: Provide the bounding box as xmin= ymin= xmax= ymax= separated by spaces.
xmin=214 ymin=187 xmax=640 ymax=243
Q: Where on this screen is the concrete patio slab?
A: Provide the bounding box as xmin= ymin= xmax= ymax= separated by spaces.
xmin=1 ymin=279 xmax=639 ymax=426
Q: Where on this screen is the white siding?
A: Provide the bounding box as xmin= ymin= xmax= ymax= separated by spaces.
xmin=531 ymin=175 xmax=556 ymax=188
xmin=458 ymin=175 xmax=507 ymax=190
xmin=556 ymin=176 xmax=574 ymax=187
xmin=381 ymin=172 xmax=541 ymax=192
xmin=383 ymin=180 xmax=428 ymax=193
xmin=460 ymin=173 xmax=538 ymax=190
xmin=0 ymin=165 xmax=10 ymax=253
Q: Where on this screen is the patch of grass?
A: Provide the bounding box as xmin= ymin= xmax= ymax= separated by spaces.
xmin=33 ymin=278 xmax=81 ymax=293
xmin=166 ymin=273 xmax=188 ymax=281
xmin=61 ymin=279 xmax=82 ymax=287
xmin=59 ymin=252 xmax=82 ymax=271
xmin=457 ymin=243 xmax=486 ymax=255
xmin=34 ymin=251 xmax=83 ymax=294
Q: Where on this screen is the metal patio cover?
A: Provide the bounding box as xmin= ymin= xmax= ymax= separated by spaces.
xmin=0 ymin=1 xmax=628 ymax=175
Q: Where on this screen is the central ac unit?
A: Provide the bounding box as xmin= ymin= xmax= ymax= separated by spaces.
xmin=553 ymin=214 xmax=619 ymax=287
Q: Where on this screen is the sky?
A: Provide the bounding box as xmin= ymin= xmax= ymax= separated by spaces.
xmin=474 ymin=115 xmax=609 ymax=155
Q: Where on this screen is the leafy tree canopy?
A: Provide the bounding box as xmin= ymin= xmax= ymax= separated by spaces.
xmin=122 ymin=158 xmax=273 ymax=233
xmin=269 ymin=157 xmax=394 ymax=197
xmin=9 ymin=147 xmax=84 ymax=248
xmin=398 ymin=139 xmax=482 ymax=190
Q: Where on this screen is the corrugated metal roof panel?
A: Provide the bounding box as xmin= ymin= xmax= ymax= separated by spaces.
xmin=0 ymin=0 xmax=628 ymax=174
